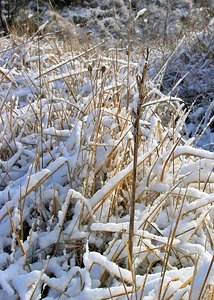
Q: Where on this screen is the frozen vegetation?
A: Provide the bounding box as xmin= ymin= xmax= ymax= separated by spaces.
xmin=0 ymin=1 xmax=213 ymax=300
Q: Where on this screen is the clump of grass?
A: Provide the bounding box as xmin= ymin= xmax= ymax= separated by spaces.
xmin=0 ymin=15 xmax=213 ymax=300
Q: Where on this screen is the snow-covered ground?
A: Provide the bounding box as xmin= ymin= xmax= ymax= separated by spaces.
xmin=0 ymin=1 xmax=213 ymax=300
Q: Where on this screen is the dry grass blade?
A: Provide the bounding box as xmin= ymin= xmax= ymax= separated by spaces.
xmin=197 ymin=255 xmax=214 ymax=300
xmin=6 ymin=204 xmax=32 ymax=272
xmin=158 ymin=189 xmax=187 ymax=300
xmin=160 ymin=136 xmax=182 ymax=182
xmin=35 ymin=40 xmax=107 ymax=79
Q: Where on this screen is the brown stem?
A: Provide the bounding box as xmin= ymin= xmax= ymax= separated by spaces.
xmin=128 ymin=49 xmax=149 ymax=271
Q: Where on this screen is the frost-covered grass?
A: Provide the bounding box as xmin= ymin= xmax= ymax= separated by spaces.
xmin=0 ymin=29 xmax=213 ymax=300
xmin=161 ymin=22 xmax=214 ymax=151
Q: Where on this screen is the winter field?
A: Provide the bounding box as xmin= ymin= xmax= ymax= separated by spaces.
xmin=0 ymin=1 xmax=213 ymax=299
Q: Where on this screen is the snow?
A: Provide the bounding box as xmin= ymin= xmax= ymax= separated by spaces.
xmin=191 ymin=252 xmax=214 ymax=300
xmin=172 ymin=145 xmax=214 ymax=160
xmin=12 ymin=270 xmax=42 ymax=299
xmin=0 ymin=147 xmax=26 ymax=172
xmin=134 ymin=8 xmax=147 ymax=22
xmin=0 ymin=2 xmax=213 ymax=299
xmin=43 ymin=127 xmax=71 ymax=137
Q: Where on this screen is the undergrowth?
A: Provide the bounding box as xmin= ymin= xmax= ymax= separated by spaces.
xmin=0 ymin=18 xmax=213 ymax=300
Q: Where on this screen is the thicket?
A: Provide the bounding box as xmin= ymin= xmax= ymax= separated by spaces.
xmin=0 ymin=0 xmax=72 ymax=34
